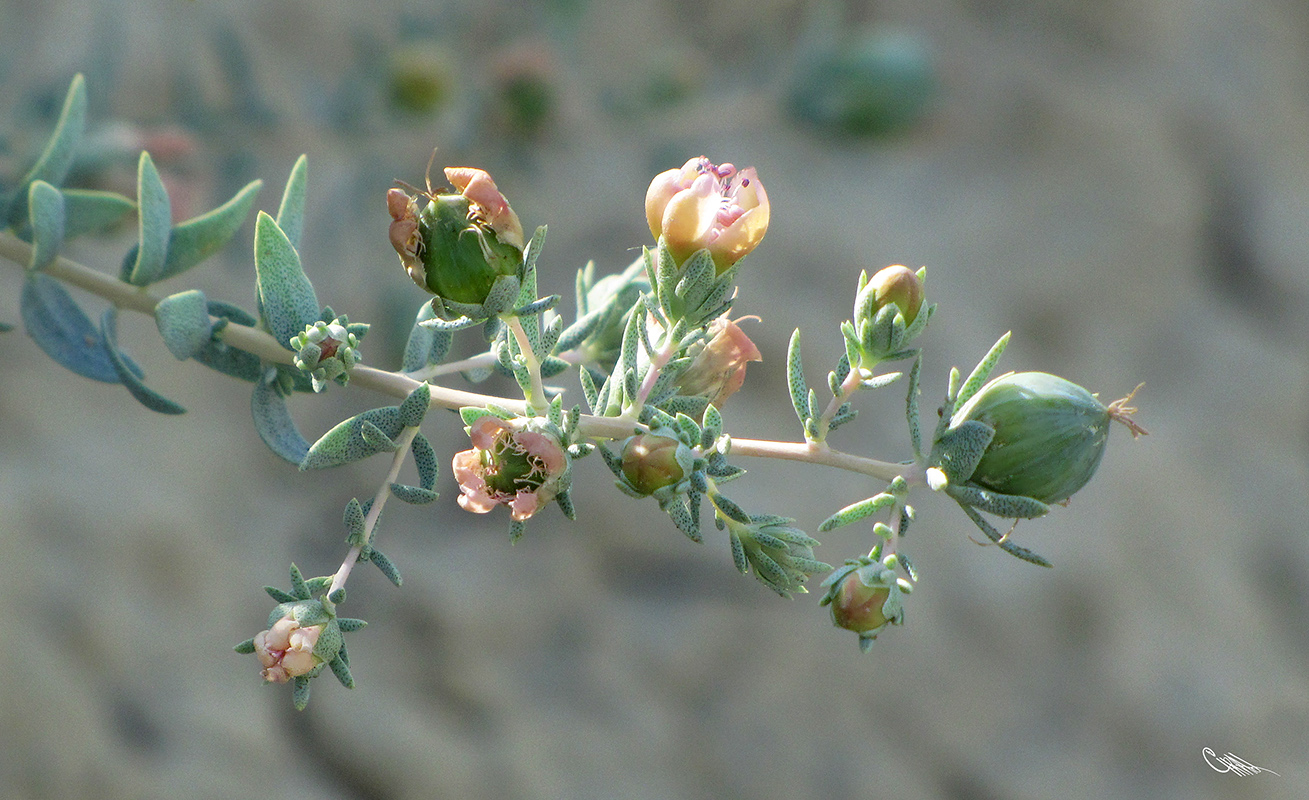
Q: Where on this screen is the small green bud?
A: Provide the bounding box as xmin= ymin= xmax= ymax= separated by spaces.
xmin=830 ymin=571 xmax=891 ymax=633
xmin=949 ymin=371 xmax=1111 ymax=504
xmin=291 ymin=319 xmax=361 ymax=392
xmin=819 ymin=559 xmax=904 ymax=649
xmin=620 ymin=433 xmax=689 ymax=496
xmin=855 ymin=264 xmax=923 ymax=327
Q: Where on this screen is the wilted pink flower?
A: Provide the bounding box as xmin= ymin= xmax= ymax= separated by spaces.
xmin=452 ymin=415 xmax=569 ymax=521
xmin=445 ymin=167 xmax=525 ymax=249
xmin=645 ymin=157 xmax=769 ymax=272
xmin=387 ymin=187 xmax=424 ymax=282
xmin=675 ymin=316 xmax=762 ymax=407
xmin=253 ymin=615 xmax=323 ymax=684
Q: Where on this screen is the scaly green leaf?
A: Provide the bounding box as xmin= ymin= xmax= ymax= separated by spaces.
xmin=276 ymin=155 xmax=308 ymax=248
xmin=154 ymin=289 xmax=213 ymax=360
xmin=254 ymin=211 xmax=318 ymax=348
xmin=126 ymin=152 xmax=173 ymax=286
xmin=156 ymin=179 xmax=262 ymax=281
xmin=25 ymin=180 xmax=65 ymax=271
xmin=100 ymin=308 xmax=186 ymax=414
xmin=5 ymin=74 xmax=86 ymax=227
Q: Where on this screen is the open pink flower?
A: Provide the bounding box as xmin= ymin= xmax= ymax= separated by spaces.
xmin=675 ymin=316 xmax=762 ymax=407
xmin=645 ymin=157 xmax=769 ymax=272
xmin=452 ymin=415 xmax=569 ymax=521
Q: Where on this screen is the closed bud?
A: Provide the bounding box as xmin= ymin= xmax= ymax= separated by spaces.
xmin=855 ymin=265 xmax=923 ymax=327
xmin=620 ymin=433 xmax=689 ymax=496
xmin=819 ymin=560 xmax=905 ymax=649
xmin=829 ymin=571 xmax=892 ymax=634
xmin=950 ymin=371 xmax=1128 ymax=504
xmin=291 ymin=318 xmax=362 ymax=392
xmin=250 ymin=605 xmax=342 ymax=684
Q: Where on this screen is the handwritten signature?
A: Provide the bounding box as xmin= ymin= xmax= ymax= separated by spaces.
xmin=1202 ymin=747 xmax=1280 ymax=777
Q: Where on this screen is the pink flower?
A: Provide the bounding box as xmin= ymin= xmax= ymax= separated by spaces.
xmin=253 ymin=615 xmax=324 ymax=684
xmin=452 ymin=415 xmax=569 ymax=521
xmin=444 ymin=167 xmax=525 ymax=249
xmin=387 ymin=187 xmax=424 ymax=283
xmin=675 ymin=316 xmax=762 ymax=407
xmin=645 ymin=157 xmax=769 ymax=272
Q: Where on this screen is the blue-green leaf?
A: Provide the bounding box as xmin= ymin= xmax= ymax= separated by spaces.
xmin=367 ymin=546 xmax=402 ymax=586
xmin=252 ymin=372 xmax=311 ymax=465
xmin=263 ymin=586 xmax=298 ymax=603
xmin=787 ymin=328 xmax=809 ymax=433
xmin=125 ymin=152 xmax=173 ymax=286
xmin=401 ymin=302 xmax=452 ymax=372
xmin=204 ymin=299 xmax=255 ymax=327
xmin=5 ymin=74 xmax=86 ymax=227
xmin=154 ymin=289 xmax=213 ymax=360
xmin=958 ymin=503 xmax=1051 ymax=567
xmin=100 ymin=308 xmax=186 ymax=414
xmin=26 ymin=180 xmax=65 ymax=271
xmin=956 ymin=332 xmax=1011 ymax=408
xmin=410 ymin=432 xmax=438 ymax=491
xmin=300 ymin=406 xmax=404 ymax=470
xmin=20 ymin=272 xmax=120 ymax=382
xmin=397 ymin=382 xmax=431 ymax=428
xmin=254 ymin=211 xmax=318 ymax=348
xmin=390 ymin=483 xmax=439 ymax=504
xmin=818 ymin=492 xmax=896 ymax=532
xmin=192 ymin=338 xmax=263 ymax=383
xmin=343 ymin=498 xmax=367 ymax=545
xmin=276 ymin=155 xmax=308 ymax=248
xmin=155 ymin=179 xmax=261 ymax=281
xmin=61 ymin=189 xmax=135 ymax=238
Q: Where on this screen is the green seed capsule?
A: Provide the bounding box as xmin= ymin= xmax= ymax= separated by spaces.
xmin=949 ymin=371 xmax=1110 ymax=504
xmin=416 ymin=195 xmax=523 ymax=305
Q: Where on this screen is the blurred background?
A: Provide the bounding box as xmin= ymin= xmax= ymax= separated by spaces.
xmin=1 ymin=0 xmax=1306 ymax=798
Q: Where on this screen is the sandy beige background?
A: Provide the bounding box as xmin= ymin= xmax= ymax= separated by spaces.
xmin=1 ymin=0 xmax=1306 ymax=798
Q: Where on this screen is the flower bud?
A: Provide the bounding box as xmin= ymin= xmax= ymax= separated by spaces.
xmin=829 ymin=570 xmax=893 ymax=634
xmin=645 ymin=157 xmax=769 ymax=273
xmin=290 ymin=318 xmax=362 ymax=392
xmin=251 ymin=610 xmax=340 ymax=684
xmin=674 ymin=316 xmax=762 ymax=407
xmin=389 ymin=167 xmax=524 ymax=307
xmin=452 ymin=415 xmax=570 ymax=521
xmin=949 ymin=371 xmax=1111 ymax=504
xmin=855 ymin=265 xmax=923 ymax=327
xmin=620 ymin=433 xmax=688 ymax=496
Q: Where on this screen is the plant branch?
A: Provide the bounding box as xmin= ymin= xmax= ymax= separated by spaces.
xmin=328 ymin=425 xmax=420 ymax=597
xmin=504 ymin=315 xmax=547 ymax=413
xmin=1 ymin=232 xmax=911 ymax=479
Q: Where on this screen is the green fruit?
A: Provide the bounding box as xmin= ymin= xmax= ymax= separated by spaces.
xmin=950 ymin=371 xmax=1110 ymax=504
xmin=416 ymin=195 xmax=522 ymax=305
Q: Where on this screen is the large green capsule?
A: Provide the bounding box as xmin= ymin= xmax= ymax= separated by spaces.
xmin=949 ymin=371 xmax=1110 ymax=504
xmin=416 ymin=194 xmax=522 ymax=305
